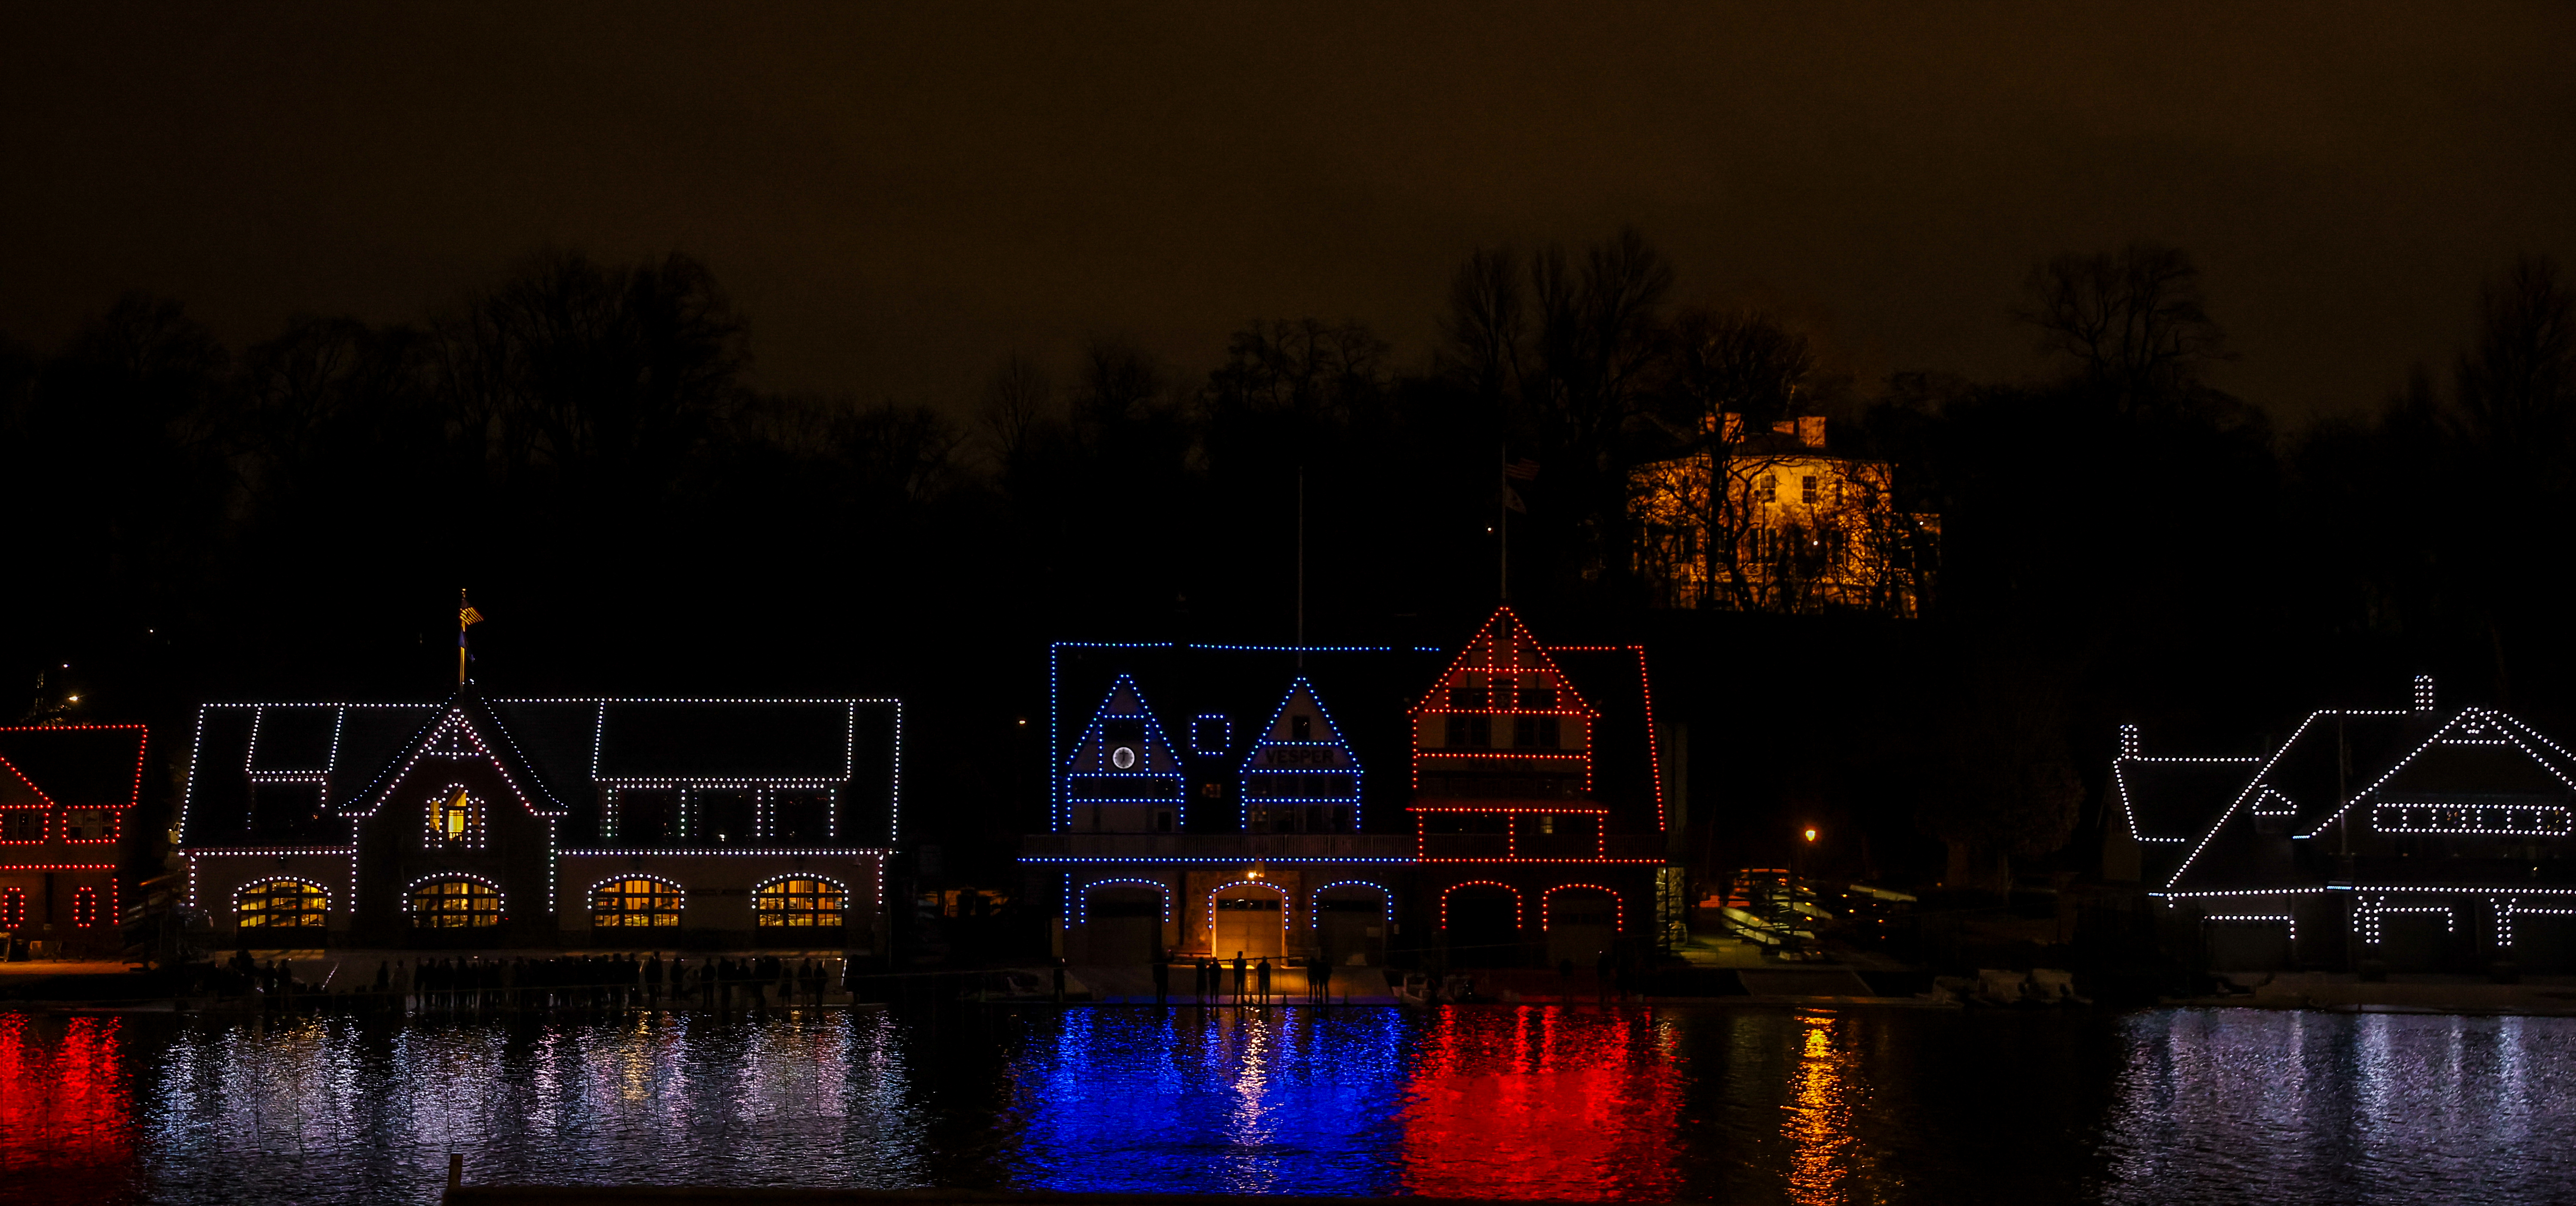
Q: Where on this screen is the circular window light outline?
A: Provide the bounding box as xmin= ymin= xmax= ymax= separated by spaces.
xmin=1111 ymin=746 xmax=1138 ymax=770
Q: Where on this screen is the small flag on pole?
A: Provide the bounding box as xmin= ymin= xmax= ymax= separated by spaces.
xmin=1503 ymin=458 xmax=1541 ymax=481
xmin=457 ymin=590 xmax=482 ymax=687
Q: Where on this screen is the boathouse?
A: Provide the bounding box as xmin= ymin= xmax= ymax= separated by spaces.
xmin=2121 ymin=677 xmax=2576 ymax=972
xmin=179 ymin=688 xmax=899 ymax=951
xmin=1025 ymin=608 xmax=1680 ymax=970
xmin=0 ymin=723 xmax=148 ymax=958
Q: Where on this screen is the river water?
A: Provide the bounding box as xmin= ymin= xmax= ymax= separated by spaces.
xmin=5 ymin=1004 xmax=2572 ymax=1204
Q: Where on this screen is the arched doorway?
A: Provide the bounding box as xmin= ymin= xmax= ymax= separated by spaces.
xmin=1543 ymin=885 xmax=1619 ymax=969
xmin=1312 ymin=882 xmax=1391 ymax=967
xmin=1210 ymin=881 xmax=1287 ymax=960
xmin=1442 ymin=882 xmax=1523 ymax=966
xmin=1081 ymin=881 xmax=1168 ymax=965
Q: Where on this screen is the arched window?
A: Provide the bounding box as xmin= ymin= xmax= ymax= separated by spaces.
xmin=0 ymin=888 xmax=22 ymax=929
xmin=754 ymin=877 xmax=845 ymax=928
xmin=71 ymin=886 xmax=99 ymax=928
xmin=591 ymin=878 xmax=684 ymax=928
xmin=411 ymin=877 xmax=502 ymax=928
xmin=239 ymin=879 xmax=328 ymax=930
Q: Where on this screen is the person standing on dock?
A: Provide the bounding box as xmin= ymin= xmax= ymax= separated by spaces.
xmin=1255 ymin=958 xmax=1270 ymax=1007
xmin=1231 ymin=953 xmax=1246 ymax=1005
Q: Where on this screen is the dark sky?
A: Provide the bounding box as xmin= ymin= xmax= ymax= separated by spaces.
xmin=6 ymin=4 xmax=2570 ymax=421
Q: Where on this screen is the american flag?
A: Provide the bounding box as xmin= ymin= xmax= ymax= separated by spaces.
xmin=1503 ymin=458 xmax=1540 ymax=481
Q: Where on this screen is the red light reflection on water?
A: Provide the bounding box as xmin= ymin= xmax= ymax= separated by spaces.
xmin=1398 ymin=1008 xmax=1682 ymax=1200
xmin=0 ymin=1013 xmax=135 ymax=1190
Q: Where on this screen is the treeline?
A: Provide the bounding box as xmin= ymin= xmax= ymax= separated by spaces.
xmin=3 ymin=234 xmax=2569 ymax=887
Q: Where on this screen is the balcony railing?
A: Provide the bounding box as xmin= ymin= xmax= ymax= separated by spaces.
xmin=1019 ymin=832 xmax=1667 ymax=862
xmin=1019 ymin=833 xmax=1413 ymax=860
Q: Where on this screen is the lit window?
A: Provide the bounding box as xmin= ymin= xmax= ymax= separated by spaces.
xmin=1758 ymin=475 xmax=1777 ymax=503
xmin=0 ymin=888 xmax=23 ymax=928
xmin=239 ymin=879 xmax=327 ymax=929
xmin=1801 ymin=476 xmax=1817 ymax=504
xmin=411 ymin=878 xmax=502 ymax=928
xmin=64 ymin=810 xmax=113 ymax=841
xmin=71 ymin=886 xmax=98 ymax=927
xmin=591 ymin=878 xmax=684 ymax=927
xmin=0 ymin=812 xmax=39 ymax=842
xmin=431 ymin=789 xmax=478 ymax=845
xmin=755 ymin=878 xmax=845 ymax=928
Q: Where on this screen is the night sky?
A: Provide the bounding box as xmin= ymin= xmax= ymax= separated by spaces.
xmin=7 ymin=3 xmax=2570 ymax=421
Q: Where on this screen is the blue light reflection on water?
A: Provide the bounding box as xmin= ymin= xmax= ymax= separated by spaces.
xmin=1009 ymin=1007 xmax=1412 ymax=1197
xmin=7 ymin=1006 xmax=2576 ymax=1204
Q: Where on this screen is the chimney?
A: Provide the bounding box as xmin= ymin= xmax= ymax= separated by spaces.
xmin=2118 ymin=723 xmax=2140 ymax=758
xmin=1797 ymin=416 xmax=1827 ymax=449
xmin=2413 ymin=674 xmax=2436 ymax=714
xmin=1720 ymin=412 xmax=1743 ymax=443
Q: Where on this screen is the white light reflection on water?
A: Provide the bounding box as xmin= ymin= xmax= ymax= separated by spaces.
xmin=124 ymin=1011 xmax=934 ymax=1204
xmin=2098 ymin=1009 xmax=2576 ymax=1206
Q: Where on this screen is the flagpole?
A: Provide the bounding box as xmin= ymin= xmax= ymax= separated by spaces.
xmin=458 ymin=588 xmax=468 ymax=686
xmin=1498 ymin=443 xmax=1508 ymax=603
xmin=1295 ymin=465 xmax=1305 ymax=668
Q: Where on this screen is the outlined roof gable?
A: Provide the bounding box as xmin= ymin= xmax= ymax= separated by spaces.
xmin=1408 ymin=608 xmax=1596 ymax=717
xmin=1237 ymin=677 xmax=1365 ymax=820
xmin=340 ymin=693 xmax=569 ymax=821
xmin=2165 ymin=706 xmax=2576 ymax=895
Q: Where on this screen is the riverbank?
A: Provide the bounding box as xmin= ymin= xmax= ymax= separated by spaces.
xmin=2168 ymin=970 xmax=2576 ymax=1015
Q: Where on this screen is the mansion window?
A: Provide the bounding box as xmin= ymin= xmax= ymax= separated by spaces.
xmin=1512 ymin=716 xmax=1561 ymax=748
xmin=0 ymin=811 xmax=40 ymax=841
xmin=1758 ymin=475 xmax=1777 ymax=503
xmin=71 ymin=887 xmax=97 ymax=927
xmin=0 ymin=888 xmax=22 ymax=929
xmin=412 ymin=878 xmax=502 ymax=928
xmin=239 ymin=879 xmax=328 ymax=929
xmin=755 ymin=878 xmax=845 ymax=928
xmin=1801 ymin=476 xmax=1817 ymax=504
xmin=592 ymin=878 xmax=684 ymax=928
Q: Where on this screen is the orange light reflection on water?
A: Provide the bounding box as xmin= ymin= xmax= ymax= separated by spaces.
xmin=1782 ymin=1009 xmax=1870 ymax=1206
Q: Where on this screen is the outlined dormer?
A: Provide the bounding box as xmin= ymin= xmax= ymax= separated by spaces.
xmin=1062 ymin=674 xmax=1187 ymax=833
xmin=1410 ymin=608 xmax=1597 ymax=801
xmin=1239 ymin=677 xmax=1363 ymax=833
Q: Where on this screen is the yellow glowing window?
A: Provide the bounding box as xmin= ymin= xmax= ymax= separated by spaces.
xmin=411 ymin=878 xmax=501 ymax=928
xmin=433 ymin=789 xmax=477 ymax=841
xmin=755 ymin=878 xmax=845 ymax=928
xmin=591 ymin=878 xmax=683 ymax=927
xmin=239 ymin=879 xmax=327 ymax=929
